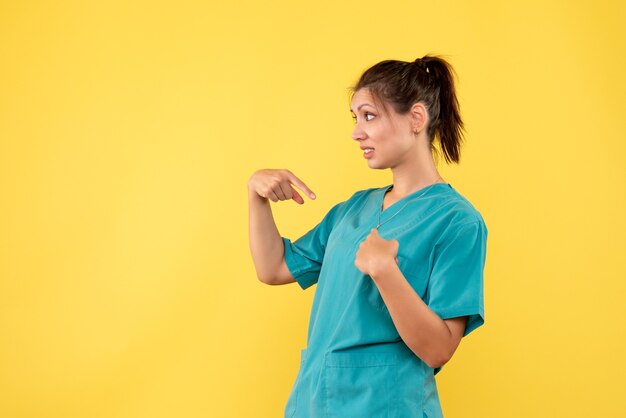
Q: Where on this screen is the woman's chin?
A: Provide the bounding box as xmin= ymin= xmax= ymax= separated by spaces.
xmin=366 ymin=160 xmax=387 ymax=170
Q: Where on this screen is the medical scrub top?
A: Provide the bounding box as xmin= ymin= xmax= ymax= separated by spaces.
xmin=281 ymin=182 xmax=488 ymax=418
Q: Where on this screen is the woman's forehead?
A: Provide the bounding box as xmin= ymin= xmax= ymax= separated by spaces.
xmin=350 ymin=90 xmax=376 ymax=112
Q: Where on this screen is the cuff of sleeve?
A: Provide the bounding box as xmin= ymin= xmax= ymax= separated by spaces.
xmin=281 ymin=237 xmax=318 ymax=290
xmin=431 ymin=305 xmax=485 ymax=338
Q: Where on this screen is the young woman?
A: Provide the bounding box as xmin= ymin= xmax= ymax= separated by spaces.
xmin=248 ymin=55 xmax=488 ymax=418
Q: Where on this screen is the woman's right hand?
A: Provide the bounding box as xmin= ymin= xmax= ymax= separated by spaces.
xmin=248 ymin=169 xmax=316 ymax=205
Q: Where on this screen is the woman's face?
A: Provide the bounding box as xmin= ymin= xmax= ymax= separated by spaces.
xmin=350 ymin=88 xmax=414 ymax=169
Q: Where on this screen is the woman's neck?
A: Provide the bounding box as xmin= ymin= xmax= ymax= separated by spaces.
xmin=388 ymin=152 xmax=444 ymax=197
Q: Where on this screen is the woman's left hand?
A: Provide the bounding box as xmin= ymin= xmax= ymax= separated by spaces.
xmin=355 ymin=228 xmax=399 ymax=278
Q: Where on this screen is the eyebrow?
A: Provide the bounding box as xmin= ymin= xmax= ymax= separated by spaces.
xmin=349 ymin=103 xmax=374 ymax=113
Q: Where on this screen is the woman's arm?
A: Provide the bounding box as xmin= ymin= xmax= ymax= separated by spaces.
xmin=247 ymin=185 xmax=295 ymax=285
xmin=247 ymin=169 xmax=317 ymax=285
xmin=370 ymin=260 xmax=467 ymax=369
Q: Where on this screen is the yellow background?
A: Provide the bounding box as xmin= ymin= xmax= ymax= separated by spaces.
xmin=1 ymin=1 xmax=625 ymax=417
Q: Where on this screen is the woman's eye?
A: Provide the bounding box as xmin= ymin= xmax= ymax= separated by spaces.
xmin=351 ymin=113 xmax=375 ymax=123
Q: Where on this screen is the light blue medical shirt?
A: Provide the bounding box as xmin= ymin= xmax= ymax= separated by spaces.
xmin=281 ymin=183 xmax=488 ymax=418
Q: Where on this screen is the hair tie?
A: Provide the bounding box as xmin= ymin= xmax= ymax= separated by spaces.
xmin=414 ymin=58 xmax=430 ymax=73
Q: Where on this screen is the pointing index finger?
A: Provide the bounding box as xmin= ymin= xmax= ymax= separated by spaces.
xmin=287 ymin=172 xmax=316 ymax=199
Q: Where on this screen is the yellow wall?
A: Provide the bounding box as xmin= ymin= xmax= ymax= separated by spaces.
xmin=1 ymin=1 xmax=625 ymax=417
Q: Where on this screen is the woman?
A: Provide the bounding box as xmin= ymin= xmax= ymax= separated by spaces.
xmin=248 ymin=55 xmax=488 ymax=418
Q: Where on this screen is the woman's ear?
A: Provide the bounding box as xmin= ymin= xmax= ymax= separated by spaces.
xmin=410 ymin=102 xmax=429 ymax=134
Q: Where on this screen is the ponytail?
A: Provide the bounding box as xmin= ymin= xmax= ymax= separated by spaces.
xmin=421 ymin=56 xmax=465 ymax=164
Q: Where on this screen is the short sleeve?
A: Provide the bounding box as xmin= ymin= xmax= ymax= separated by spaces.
xmin=281 ymin=199 xmax=348 ymax=290
xmin=426 ymin=220 xmax=488 ymax=339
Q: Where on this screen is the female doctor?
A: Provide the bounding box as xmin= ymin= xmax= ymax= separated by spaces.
xmin=248 ymin=55 xmax=488 ymax=418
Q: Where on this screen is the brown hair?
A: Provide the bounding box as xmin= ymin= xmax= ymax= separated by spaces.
xmin=349 ymin=54 xmax=465 ymax=164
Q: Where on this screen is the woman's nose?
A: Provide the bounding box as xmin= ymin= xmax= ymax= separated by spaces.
xmin=352 ymin=125 xmax=366 ymax=141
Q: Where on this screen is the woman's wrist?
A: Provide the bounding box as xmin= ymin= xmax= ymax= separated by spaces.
xmin=369 ymin=256 xmax=401 ymax=284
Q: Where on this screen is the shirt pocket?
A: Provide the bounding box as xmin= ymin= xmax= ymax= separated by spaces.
xmin=396 ymin=255 xmax=429 ymax=299
xmin=322 ymin=350 xmax=400 ymax=418
xmin=284 ymin=349 xmax=307 ymax=418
